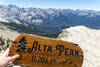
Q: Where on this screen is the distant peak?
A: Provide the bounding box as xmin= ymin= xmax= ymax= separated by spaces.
xmin=8 ymin=4 xmax=19 ymax=8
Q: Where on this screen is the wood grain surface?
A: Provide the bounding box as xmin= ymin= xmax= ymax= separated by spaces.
xmin=9 ymin=34 xmax=83 ymax=67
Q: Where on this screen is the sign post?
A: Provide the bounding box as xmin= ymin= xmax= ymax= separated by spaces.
xmin=10 ymin=34 xmax=83 ymax=67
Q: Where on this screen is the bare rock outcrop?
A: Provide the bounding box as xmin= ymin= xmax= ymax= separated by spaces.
xmin=57 ymin=26 xmax=100 ymax=67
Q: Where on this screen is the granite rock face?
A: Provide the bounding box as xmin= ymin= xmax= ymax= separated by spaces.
xmin=57 ymin=26 xmax=100 ymax=67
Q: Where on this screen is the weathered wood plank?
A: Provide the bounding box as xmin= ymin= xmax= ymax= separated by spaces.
xmin=10 ymin=34 xmax=83 ymax=67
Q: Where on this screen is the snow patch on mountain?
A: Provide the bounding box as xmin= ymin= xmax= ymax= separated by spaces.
xmin=57 ymin=26 xmax=100 ymax=67
xmin=1 ymin=5 xmax=100 ymax=34
xmin=0 ymin=17 xmax=9 ymax=23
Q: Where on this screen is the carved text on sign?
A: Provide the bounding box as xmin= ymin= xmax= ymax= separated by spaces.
xmin=10 ymin=34 xmax=83 ymax=67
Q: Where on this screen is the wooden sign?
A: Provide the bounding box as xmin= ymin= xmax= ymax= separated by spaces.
xmin=9 ymin=34 xmax=83 ymax=67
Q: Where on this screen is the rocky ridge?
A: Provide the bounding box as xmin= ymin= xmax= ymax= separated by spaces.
xmin=57 ymin=26 xmax=100 ymax=67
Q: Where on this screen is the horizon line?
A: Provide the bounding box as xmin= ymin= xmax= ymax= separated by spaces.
xmin=0 ymin=4 xmax=100 ymax=11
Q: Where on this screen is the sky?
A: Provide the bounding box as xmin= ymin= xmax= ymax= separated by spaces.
xmin=0 ymin=0 xmax=100 ymax=11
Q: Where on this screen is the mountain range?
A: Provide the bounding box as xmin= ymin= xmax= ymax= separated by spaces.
xmin=0 ymin=5 xmax=100 ymax=67
xmin=0 ymin=5 xmax=100 ymax=37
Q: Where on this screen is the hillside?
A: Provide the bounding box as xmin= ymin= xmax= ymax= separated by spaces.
xmin=0 ymin=5 xmax=100 ymax=36
xmin=0 ymin=22 xmax=20 ymax=40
